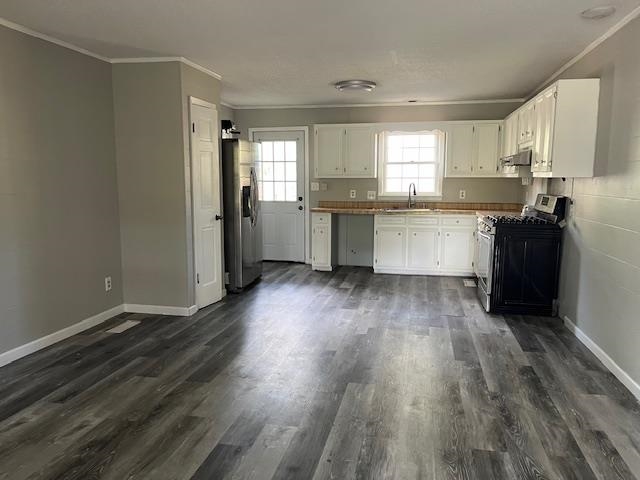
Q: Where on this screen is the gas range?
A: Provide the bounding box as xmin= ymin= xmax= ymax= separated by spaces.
xmin=475 ymin=194 xmax=568 ymax=316
xmin=485 ymin=214 xmax=550 ymax=225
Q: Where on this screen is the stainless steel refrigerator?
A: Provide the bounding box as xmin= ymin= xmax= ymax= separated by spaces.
xmin=221 ymin=139 xmax=262 ymax=291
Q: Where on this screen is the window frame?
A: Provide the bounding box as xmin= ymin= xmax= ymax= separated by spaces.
xmin=377 ymin=129 xmax=446 ymax=198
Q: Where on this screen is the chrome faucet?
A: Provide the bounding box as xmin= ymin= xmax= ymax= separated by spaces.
xmin=408 ymin=182 xmax=417 ymax=209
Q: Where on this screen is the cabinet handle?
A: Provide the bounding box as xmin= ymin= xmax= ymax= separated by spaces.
xmin=398 ymin=232 xmax=402 ymax=236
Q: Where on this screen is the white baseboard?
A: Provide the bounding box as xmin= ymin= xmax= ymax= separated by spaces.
xmin=0 ymin=304 xmax=125 ymax=368
xmin=124 ymin=303 xmax=197 ymax=317
xmin=563 ymin=315 xmax=640 ymax=401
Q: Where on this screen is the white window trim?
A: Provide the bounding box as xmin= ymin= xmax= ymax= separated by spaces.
xmin=377 ymin=129 xmax=446 ymax=198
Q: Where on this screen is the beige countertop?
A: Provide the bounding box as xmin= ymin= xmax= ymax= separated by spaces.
xmin=310 ymin=206 xmax=521 ymax=216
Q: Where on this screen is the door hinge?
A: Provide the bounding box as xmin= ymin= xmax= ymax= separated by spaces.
xmin=472 ymin=261 xmax=474 ymax=267
xmin=437 ymin=261 xmax=440 ymax=266
xmin=375 ymin=259 xmax=378 ymax=264
xmin=554 ymin=91 xmax=558 ymax=98
xmin=192 ymin=123 xmax=195 ymax=133
xmin=196 ymin=273 xmax=200 ymax=284
xmin=472 ymin=126 xmax=475 ymax=132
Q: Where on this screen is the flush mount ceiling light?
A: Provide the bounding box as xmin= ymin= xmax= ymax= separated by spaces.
xmin=334 ymin=80 xmax=377 ymax=92
xmin=580 ymin=5 xmax=616 ymax=19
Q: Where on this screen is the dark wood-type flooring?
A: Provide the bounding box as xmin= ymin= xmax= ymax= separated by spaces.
xmin=1 ymin=262 xmax=639 ymax=479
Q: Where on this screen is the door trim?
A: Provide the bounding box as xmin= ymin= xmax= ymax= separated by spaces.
xmin=189 ymin=96 xmax=225 ymax=308
xmin=248 ymin=126 xmax=310 ymax=264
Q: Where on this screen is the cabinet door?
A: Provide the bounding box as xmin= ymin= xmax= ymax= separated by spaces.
xmin=312 ymin=225 xmax=329 ymax=266
xmin=502 ymin=114 xmax=518 ymax=157
xmin=518 ymin=103 xmax=535 ymax=144
xmin=446 ymin=124 xmax=474 ymax=176
xmin=440 ymin=228 xmax=474 ymax=271
xmin=344 ymin=126 xmax=376 ymax=177
xmin=533 ymin=88 xmax=556 ymax=172
xmin=407 ymin=227 xmax=439 ymax=270
xmin=375 ymin=226 xmax=406 ymax=268
xmin=315 ymin=126 xmax=343 ymax=177
xmin=474 ymin=123 xmax=501 ymax=175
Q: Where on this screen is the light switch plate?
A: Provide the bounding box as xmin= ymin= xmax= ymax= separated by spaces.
xmin=311 ymin=182 xmax=320 ymax=191
xmin=459 ymin=190 xmax=466 ymax=200
xmin=367 ymin=191 xmax=376 ymax=200
xmin=349 ymin=189 xmax=357 ymax=199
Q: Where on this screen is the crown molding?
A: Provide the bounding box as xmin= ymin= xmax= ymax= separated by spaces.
xmin=0 ymin=17 xmax=110 ymax=62
xmin=0 ymin=17 xmax=222 ymax=80
xmin=535 ymin=4 xmax=640 ymax=92
xmin=111 ymin=56 xmax=222 ymax=80
xmin=222 ymin=98 xmax=526 ymax=110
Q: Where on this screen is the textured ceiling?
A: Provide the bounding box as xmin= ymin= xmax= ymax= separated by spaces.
xmin=1 ymin=0 xmax=639 ymax=106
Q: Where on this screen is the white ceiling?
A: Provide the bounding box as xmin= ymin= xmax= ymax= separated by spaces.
xmin=1 ymin=0 xmax=639 ymax=107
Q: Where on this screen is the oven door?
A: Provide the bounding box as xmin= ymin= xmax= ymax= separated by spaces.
xmin=476 ymin=230 xmax=494 ymax=295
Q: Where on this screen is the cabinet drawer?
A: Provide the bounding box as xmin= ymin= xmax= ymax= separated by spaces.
xmin=441 ymin=216 xmax=475 ymax=227
xmin=375 ymin=215 xmax=407 ymax=225
xmin=312 ymin=213 xmax=330 ymax=224
xmin=407 ymin=216 xmax=438 ymax=226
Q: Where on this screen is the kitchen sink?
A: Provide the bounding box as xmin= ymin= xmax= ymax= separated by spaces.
xmin=382 ymin=208 xmax=438 ymax=213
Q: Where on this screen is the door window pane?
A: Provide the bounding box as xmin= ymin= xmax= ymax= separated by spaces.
xmin=258 ymin=139 xmax=299 ymax=202
xmin=285 ymin=182 xmax=296 ymax=201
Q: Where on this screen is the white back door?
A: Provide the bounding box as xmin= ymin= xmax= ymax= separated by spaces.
xmin=190 ymin=100 xmax=223 ymax=308
xmin=252 ymin=130 xmax=305 ymax=262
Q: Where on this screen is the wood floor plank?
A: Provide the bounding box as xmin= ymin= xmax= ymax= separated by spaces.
xmin=0 ymin=263 xmax=638 ymax=480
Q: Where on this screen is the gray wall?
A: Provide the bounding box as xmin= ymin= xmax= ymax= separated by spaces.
xmin=113 ymin=62 xmax=189 ymax=308
xmin=233 ymin=102 xmax=525 ymax=205
xmin=0 ymin=25 xmax=123 ymax=353
xmin=526 ymin=16 xmax=640 ymax=386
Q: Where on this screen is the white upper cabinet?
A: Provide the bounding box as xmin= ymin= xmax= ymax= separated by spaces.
xmin=503 ymin=78 xmax=600 ymax=178
xmin=315 ymin=126 xmax=344 ymax=177
xmin=446 ymin=122 xmax=503 ymax=177
xmin=474 ymin=123 xmax=502 ymax=176
xmin=314 ymin=125 xmax=376 ymax=178
xmin=344 ymin=126 xmax=376 ymax=176
xmin=517 ymin=102 xmax=536 ymax=146
xmin=532 ymin=86 xmax=557 ymax=173
xmin=502 ymin=113 xmax=519 ymax=157
xmin=531 ymin=79 xmax=600 ymax=178
xmin=446 ymin=124 xmax=474 ymax=176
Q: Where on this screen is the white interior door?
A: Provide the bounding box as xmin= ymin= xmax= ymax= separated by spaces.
xmin=190 ymin=100 xmax=223 ymax=308
xmin=252 ymin=131 xmax=305 ymax=262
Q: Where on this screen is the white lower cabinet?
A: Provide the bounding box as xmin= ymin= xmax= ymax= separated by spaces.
xmin=311 ymin=213 xmax=337 ymax=271
xmin=407 ymin=227 xmax=439 ymax=270
xmin=374 ymin=214 xmax=475 ymax=276
xmin=375 ymin=227 xmax=406 ymax=268
xmin=440 ymin=228 xmax=474 ymax=273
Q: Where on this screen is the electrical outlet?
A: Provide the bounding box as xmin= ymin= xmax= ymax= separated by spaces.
xmin=311 ymin=182 xmax=320 ymax=191
xmin=459 ymin=190 xmax=466 ymax=200
xmin=320 ymin=183 xmax=328 ymax=191
xmin=349 ymin=189 xmax=357 ymax=199
xmin=367 ymin=191 xmax=376 ymax=200
xmin=104 ymin=276 xmax=112 ymax=292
